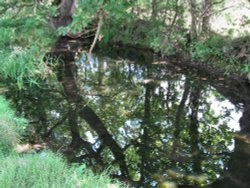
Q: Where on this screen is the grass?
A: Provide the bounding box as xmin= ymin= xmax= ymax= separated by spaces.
xmin=0 ymin=152 xmax=123 ymax=188
xmin=0 ymin=95 xmax=27 ymax=156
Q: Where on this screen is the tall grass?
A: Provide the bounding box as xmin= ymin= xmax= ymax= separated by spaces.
xmin=0 ymin=152 xmax=123 ymax=188
xmin=0 ymin=95 xmax=27 ymax=156
xmin=0 ymin=47 xmax=47 ymax=89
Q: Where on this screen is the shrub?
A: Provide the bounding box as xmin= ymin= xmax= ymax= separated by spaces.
xmin=191 ymin=36 xmax=227 ymax=61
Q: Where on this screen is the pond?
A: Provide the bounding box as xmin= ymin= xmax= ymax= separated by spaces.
xmin=76 ymin=49 xmax=242 ymax=187
xmin=12 ymin=39 xmax=250 ymax=188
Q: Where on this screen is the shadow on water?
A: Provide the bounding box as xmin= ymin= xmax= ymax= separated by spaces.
xmin=12 ymin=38 xmax=250 ymax=187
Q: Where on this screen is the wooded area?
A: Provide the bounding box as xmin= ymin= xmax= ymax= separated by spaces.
xmin=0 ymin=0 xmax=250 ymax=188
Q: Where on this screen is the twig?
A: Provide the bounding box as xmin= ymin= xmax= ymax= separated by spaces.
xmin=67 ymin=27 xmax=97 ymax=39
xmin=33 ymin=0 xmax=37 ymax=15
xmin=211 ymin=5 xmax=235 ymax=16
xmin=87 ymin=9 xmax=103 ymax=61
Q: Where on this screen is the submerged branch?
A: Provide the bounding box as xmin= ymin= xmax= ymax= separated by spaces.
xmin=52 ymin=37 xmax=129 ymax=178
xmin=44 ymin=112 xmax=69 ymax=138
xmin=78 ymin=105 xmax=129 ymax=177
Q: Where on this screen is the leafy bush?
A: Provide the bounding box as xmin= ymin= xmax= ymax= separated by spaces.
xmin=152 ymin=31 xmax=187 ymax=55
xmin=191 ymin=35 xmax=250 ymax=76
xmin=0 ymin=95 xmax=27 ymax=156
xmin=191 ymin=36 xmax=228 ymax=61
xmin=190 ymin=36 xmax=244 ymax=74
xmin=0 ymin=152 xmax=123 ymax=188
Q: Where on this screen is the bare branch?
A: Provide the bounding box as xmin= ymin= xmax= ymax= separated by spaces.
xmin=88 ymin=9 xmax=103 ymax=59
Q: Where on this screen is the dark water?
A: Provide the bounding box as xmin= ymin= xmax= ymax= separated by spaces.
xmin=9 ymin=39 xmax=250 ymax=187
xmin=72 ymin=50 xmax=248 ymax=188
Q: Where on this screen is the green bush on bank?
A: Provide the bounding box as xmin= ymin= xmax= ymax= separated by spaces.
xmin=191 ymin=36 xmax=229 ymax=61
xmin=190 ymin=35 xmax=250 ymax=74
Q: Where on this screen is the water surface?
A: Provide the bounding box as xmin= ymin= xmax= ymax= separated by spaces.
xmin=14 ymin=41 xmax=250 ymax=187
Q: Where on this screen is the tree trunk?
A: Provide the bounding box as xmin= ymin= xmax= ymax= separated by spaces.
xmin=171 ymin=0 xmax=180 ymax=27
xmin=189 ymin=84 xmax=202 ymax=172
xmin=151 ymin=0 xmax=158 ymax=19
xmin=50 ymin=0 xmax=76 ymax=30
xmin=50 ymin=37 xmax=129 ymax=177
xmin=172 ymin=77 xmax=190 ymax=155
xmin=189 ymin=0 xmax=198 ymax=39
xmin=210 ymin=101 xmax=250 ymax=188
xmin=202 ymin=0 xmax=212 ymax=36
xmin=78 ymin=105 xmax=129 ymax=177
xmin=139 ymin=71 xmax=152 ymax=185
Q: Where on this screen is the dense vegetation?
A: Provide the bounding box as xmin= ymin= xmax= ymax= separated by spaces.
xmin=1 ymin=0 xmax=249 ymax=85
xmin=0 ymin=0 xmax=250 ymax=187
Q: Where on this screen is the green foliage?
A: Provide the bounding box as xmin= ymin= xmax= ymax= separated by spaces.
xmin=0 ymin=1 xmax=56 ymax=89
xmin=190 ymin=34 xmax=250 ymax=75
xmin=190 ymin=36 xmax=246 ymax=74
xmin=0 ymin=95 xmax=27 ymax=156
xmin=0 ymin=1 xmax=247 ymax=187
xmin=0 ymin=152 xmax=123 ymax=188
xmin=58 ymin=0 xmax=133 ymax=39
xmin=242 ymin=64 xmax=250 ymax=74
xmin=150 ymin=27 xmax=188 ymax=55
xmin=98 ymin=0 xmax=188 ymax=55
xmin=0 ymin=47 xmax=47 ymax=89
xmin=191 ymin=36 xmax=227 ymax=60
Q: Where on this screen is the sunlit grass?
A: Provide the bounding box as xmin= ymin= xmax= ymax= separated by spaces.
xmin=0 ymin=152 xmax=123 ymax=188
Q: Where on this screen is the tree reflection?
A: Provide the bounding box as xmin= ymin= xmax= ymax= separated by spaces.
xmin=4 ymin=39 xmax=250 ymax=187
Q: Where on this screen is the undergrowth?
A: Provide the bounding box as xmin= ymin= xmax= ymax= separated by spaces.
xmin=0 ymin=152 xmax=123 ymax=188
xmin=191 ymin=35 xmax=250 ymax=75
